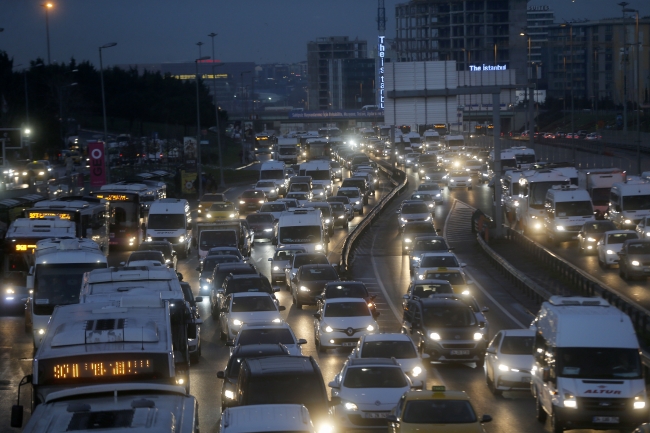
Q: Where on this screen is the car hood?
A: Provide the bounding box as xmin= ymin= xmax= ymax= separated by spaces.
xmin=425 ymin=327 xmax=478 ymax=341
xmin=494 ymin=354 xmax=534 ymax=371
xmin=401 ymin=212 xmax=431 ymax=220
xmin=229 ymin=311 xmax=282 ymax=323
xmin=322 ymin=316 xmax=376 ymax=329
xmin=339 ymin=387 xmax=409 ymax=410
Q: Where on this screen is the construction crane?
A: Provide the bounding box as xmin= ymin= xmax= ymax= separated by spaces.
xmin=377 ymin=0 xmax=386 ymax=34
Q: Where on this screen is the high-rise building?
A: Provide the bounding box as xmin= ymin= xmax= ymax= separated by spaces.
xmin=329 ymin=59 xmax=376 ymax=110
xmin=307 ymin=37 xmax=368 ymax=110
xmin=526 ymin=5 xmax=555 ymax=66
xmin=394 ymin=0 xmax=528 ymax=84
xmin=546 ymin=18 xmax=650 ymax=106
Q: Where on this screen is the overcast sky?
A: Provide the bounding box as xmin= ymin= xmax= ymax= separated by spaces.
xmin=1 ymin=0 xmax=648 ymax=68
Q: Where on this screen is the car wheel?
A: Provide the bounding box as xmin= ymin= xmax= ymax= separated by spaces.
xmin=624 ymin=266 xmax=633 ymax=281
xmin=317 ymin=337 xmax=326 ymax=353
xmin=296 ymin=297 xmax=303 ymax=310
xmin=220 ymin=327 xmax=227 ymax=341
xmin=344 ymin=221 xmax=349 ymax=230
xmin=598 ymin=257 xmax=606 ymax=269
xmin=535 ymin=392 xmax=547 ymax=422
xmin=211 ymin=303 xmax=219 ymax=320
xmin=476 ymin=354 xmax=485 ymax=367
xmin=551 ymin=409 xmax=563 ymax=433
xmin=487 ymin=373 xmax=502 ymax=396
xmin=359 ymin=208 xmax=364 ymax=216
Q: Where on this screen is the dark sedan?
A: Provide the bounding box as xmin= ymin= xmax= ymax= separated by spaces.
xmin=246 ymin=213 xmax=276 ymax=243
xmin=290 ymin=263 xmax=339 ymax=309
xmin=577 ymin=220 xmax=617 ymax=254
xmin=317 ymin=281 xmax=378 ymax=317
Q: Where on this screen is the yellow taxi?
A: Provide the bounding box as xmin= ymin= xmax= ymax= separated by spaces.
xmin=198 ymin=193 xmax=226 ymax=215
xmin=421 ymin=268 xmax=473 ymax=295
xmin=206 ymin=201 xmax=239 ymax=220
xmin=387 ymin=386 xmax=492 ymax=433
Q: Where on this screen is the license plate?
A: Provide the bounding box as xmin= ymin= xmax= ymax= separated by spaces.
xmin=363 ymin=412 xmax=388 ymax=419
xmin=593 ymin=416 xmax=619 ymax=424
xmin=450 ymin=350 xmax=470 ymax=355
xmin=341 ymin=342 xmax=356 ymax=347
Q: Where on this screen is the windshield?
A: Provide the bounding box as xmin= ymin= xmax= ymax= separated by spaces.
xmin=279 ymin=147 xmax=296 ymax=155
xmin=147 ymin=213 xmax=185 ymax=230
xmin=420 ymin=255 xmax=459 ymax=268
xmin=202 ymin=256 xmax=239 ymax=274
xmin=500 ymin=336 xmax=534 ymax=355
xmin=287 ymin=193 xmax=308 ymax=200
xmin=411 ymin=283 xmax=454 ymax=298
xmin=418 ymin=184 xmax=441 ymax=191
xmin=238 ymin=329 xmax=295 ymax=346
xmin=138 ymin=243 xmax=171 ymax=258
xmin=557 ymin=347 xmax=642 ymax=379
xmin=111 ymin=202 xmax=138 ymax=228
xmin=591 ymin=188 xmax=611 ymax=206
xmin=330 ymin=203 xmax=345 ymax=211
xmin=34 ymin=263 xmax=107 ymax=310
xmin=414 ymin=238 xmax=448 ymax=251
xmin=279 ymin=226 xmax=321 ymax=244
xmin=324 ymin=302 xmax=369 ymax=317
xmin=231 ymin=295 xmax=276 ymax=312
xmin=273 ymin=249 xmax=303 ymax=260
xmin=242 ymin=190 xmax=265 ymax=199
xmin=260 ymin=169 xmax=284 ymax=180
xmin=246 ymin=214 xmax=274 ymax=224
xmin=584 ymin=222 xmax=616 ymax=233
xmin=623 ymin=194 xmax=650 ymax=211
xmin=128 ymin=251 xmax=163 ymax=263
xmin=289 ymin=183 xmax=310 ymax=192
xmin=325 ymin=283 xmax=367 ymax=298
xmin=306 ymin=170 xmax=330 ymax=180
xmin=529 ymin=182 xmax=569 ymax=208
xmin=257 ymin=181 xmax=276 ymax=188
xmin=423 ymin=272 xmax=465 ymax=285
xmin=261 ymin=203 xmax=286 ymax=212
xmin=402 ymin=204 xmax=429 ymax=214
xmin=245 ymin=375 xmax=327 ymax=412
xmin=627 ymin=242 xmax=650 ymax=254
xmin=337 ymin=190 xmax=359 ymax=199
xmin=226 ymin=350 xmax=287 ymax=378
xmin=200 ymin=231 xmax=237 ymax=250
xmin=300 ymin=267 xmax=338 ymax=281
xmin=422 ymin=305 xmax=475 ymax=328
xmin=555 ymin=201 xmax=593 ymax=217
xmin=402 ymin=400 xmax=477 ymax=424
xmin=411 ymin=194 xmax=433 ymax=201
xmin=361 ymin=341 xmax=417 ymax=359
xmin=404 ymin=225 xmax=436 ymax=236
xmin=210 ymin=203 xmax=235 ymax=211
xmin=227 ymin=278 xmax=272 ymax=295
xmin=343 ymin=367 xmax=407 ymax=388
xmin=607 ymin=232 xmax=638 ymax=244
xmin=515 ymin=154 xmax=536 ymax=164
xmin=293 ymin=254 xmax=328 ymax=268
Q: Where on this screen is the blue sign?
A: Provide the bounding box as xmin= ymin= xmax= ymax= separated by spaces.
xmin=288 ymin=110 xmax=385 ymax=120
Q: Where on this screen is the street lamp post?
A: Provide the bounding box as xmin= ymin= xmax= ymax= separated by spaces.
xmin=622 ymin=6 xmax=641 ymax=173
xmin=619 ymin=2 xmax=630 ymax=133
xmin=195 ymin=55 xmax=211 ymax=198
xmin=42 ymin=3 xmax=53 ymax=64
xmin=99 ymin=42 xmax=117 ymax=183
xmin=208 ymin=32 xmax=225 ymax=188
xmin=58 ymin=82 xmax=77 ymax=144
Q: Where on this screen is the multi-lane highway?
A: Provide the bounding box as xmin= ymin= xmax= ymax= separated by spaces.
xmin=0 ymin=145 xmax=644 ymax=433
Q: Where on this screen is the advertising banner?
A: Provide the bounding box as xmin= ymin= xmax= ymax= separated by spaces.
xmin=88 ymin=141 xmax=106 ymax=187
xmin=181 ymin=170 xmax=196 ymax=194
xmin=183 ymin=137 xmax=198 ymax=172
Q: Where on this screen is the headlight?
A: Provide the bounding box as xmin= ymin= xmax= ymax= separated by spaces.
xmin=338 ymin=215 xmax=345 ymax=219
xmin=259 ymin=200 xmax=265 ymax=204
xmin=272 ymin=318 xmax=282 ymax=323
xmin=325 ymin=219 xmax=330 ymax=224
xmin=270 ymin=189 xmax=276 ymax=193
xmin=5 ymin=288 xmax=14 ymax=294
xmin=206 ymin=214 xmax=212 ymax=218
xmin=450 ymin=179 xmax=455 ymax=182
xmin=625 ymin=219 xmax=632 ymax=224
xmin=563 ymin=391 xmax=577 ymax=408
xmin=411 ymin=366 xmax=422 ymax=377
xmin=273 ymin=266 xmax=280 ymax=271
xmin=324 ymin=325 xmax=333 ymax=333
xmin=417 ymin=274 xmax=425 ymax=280
xmin=587 ymin=237 xmax=596 ymax=242
xmin=634 ymin=394 xmax=646 ymax=409
xmin=146 ymin=237 xmax=152 ymax=242
xmin=344 ymin=402 xmax=358 ymax=411
xmin=632 ymin=260 xmax=640 ymax=266
xmin=400 ymin=217 xmax=407 ymax=222
xmin=229 ymin=213 xmax=236 ymax=218
xmin=240 ymin=200 xmax=245 ymax=204
xmin=38 ymin=328 xmax=45 ymax=335
xmin=224 ymin=390 xmax=235 ymax=400
xmin=556 ymin=225 xmax=565 ymax=231
xmin=473 ymin=333 xmax=483 ymax=341
xmin=435 ymin=193 xmax=441 ymax=197
xmin=355 ymin=201 xmax=360 ymax=205
xmin=315 ymin=244 xmax=323 ymax=251
xmin=366 ymin=325 xmax=375 ymax=331
xmin=202 ymin=285 xmax=210 ymax=291
xmin=176 ymin=378 xmax=185 ymax=385
xmin=534 ymin=222 xmax=542 ymax=229
xmin=178 ymin=236 xmax=185 ymax=243
xmin=425 ymin=216 xmax=431 ymax=221
xmin=39 ymin=171 xmax=45 ymax=175
xmin=498 ymin=364 xmax=510 ymax=372
xmin=232 ymin=319 xmax=243 ymax=326
xmin=606 ymin=249 xmax=615 ymax=255
xmin=300 ymin=286 xmax=310 ymax=292
xmin=428 ymin=203 xmax=434 ymax=208
xmin=429 ymin=332 xmax=441 ymax=340
xmin=404 ymin=238 xmax=412 ymax=243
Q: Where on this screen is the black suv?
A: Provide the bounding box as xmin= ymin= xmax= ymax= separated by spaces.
xmin=138 ymin=240 xmax=177 ymax=270
xmin=317 ymin=281 xmax=378 ymax=316
xmin=290 ymin=264 xmax=339 ymax=309
xmin=402 ymin=296 xmax=486 ymax=364
xmin=209 ymin=263 xmax=258 ymax=316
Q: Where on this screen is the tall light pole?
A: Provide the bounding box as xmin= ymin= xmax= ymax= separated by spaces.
xmin=623 ymin=6 xmax=641 ymax=173
xmin=42 ymin=3 xmax=53 ymax=64
xmin=99 ymin=42 xmax=117 ymax=183
xmin=195 ymin=55 xmax=210 ymax=198
xmin=208 ymin=32 xmax=225 ymax=188
xmin=240 ymin=70 xmax=252 ymax=163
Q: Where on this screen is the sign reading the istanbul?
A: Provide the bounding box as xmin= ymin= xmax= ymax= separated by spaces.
xmin=378 ymin=36 xmax=386 ymax=109
xmin=528 ymin=5 xmax=550 ymax=11
xmin=469 ymin=64 xmax=507 ymax=72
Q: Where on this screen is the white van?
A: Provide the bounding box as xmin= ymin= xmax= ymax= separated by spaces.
xmin=274 ymin=209 xmax=327 ymax=253
xmin=608 ymin=180 xmax=650 ymax=229
xmin=220 ymin=404 xmax=315 ymax=433
xmin=544 ymin=185 xmax=595 ymax=244
xmin=531 ymin=296 xmax=648 ymax=432
xmin=260 ymin=161 xmax=288 ymax=196
xmin=146 ymin=198 xmax=192 ymax=258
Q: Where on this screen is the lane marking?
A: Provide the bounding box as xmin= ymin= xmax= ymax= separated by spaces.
xmin=444 ymin=200 xmax=527 ymax=329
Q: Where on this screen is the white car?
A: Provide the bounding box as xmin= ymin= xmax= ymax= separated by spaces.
xmin=313 ymin=298 xmax=378 ymax=352
xmin=231 ymin=322 xmax=307 ymax=356
xmin=259 ymin=202 xmax=288 ymax=221
xmin=328 ymin=196 xmax=354 ymax=220
xmin=268 ymin=247 xmax=307 ymax=285
xmin=412 ymin=252 xmax=465 ymax=279
xmin=220 ymin=405 xmax=316 ymax=433
xmin=635 ymin=216 xmax=650 ymax=239
xmin=311 ymin=184 xmax=329 ymax=199
xmin=417 ymin=182 xmax=443 ymax=203
xmin=485 ymin=329 xmax=535 ymax=395
xmin=255 ymin=180 xmax=279 ymax=200
xmin=404 ymin=153 xmax=420 ymax=168
xmin=219 ymin=292 xmax=285 ymax=341
xmin=349 ymin=333 xmax=428 ymax=388
xmin=328 ymin=358 xmax=413 ymax=428
xmin=396 ymin=200 xmax=432 ymax=230
xmin=409 ymin=193 xmax=435 ymax=211
xmin=286 ymin=191 xmax=312 ymax=206
xmin=597 ymin=230 xmax=639 ymax=268
xmin=337 ymin=187 xmax=364 ymax=215
xmin=446 ymin=170 xmax=472 ymax=189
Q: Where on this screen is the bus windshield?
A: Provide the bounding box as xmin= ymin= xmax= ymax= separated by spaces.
xmin=279 ymin=226 xmax=321 ymax=244
xmin=260 ymin=169 xmax=284 ymax=180
xmin=34 ymin=262 xmax=107 ymax=314
xmin=147 ymin=214 xmax=185 ymax=230
xmin=306 ymin=170 xmax=330 ymax=181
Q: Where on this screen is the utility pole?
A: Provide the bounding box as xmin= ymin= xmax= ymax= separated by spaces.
xmin=619 ymin=2 xmax=629 ymax=133
xmin=208 ymin=32 xmax=225 ymax=188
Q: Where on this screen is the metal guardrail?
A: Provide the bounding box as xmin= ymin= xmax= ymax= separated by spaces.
xmin=479 ymin=225 xmax=650 ymax=368
xmin=339 ymin=161 xmax=408 ymax=277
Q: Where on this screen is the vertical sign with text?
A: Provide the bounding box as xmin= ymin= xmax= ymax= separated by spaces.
xmin=88 ymin=141 xmax=106 ymax=187
xmin=378 ymin=36 xmax=386 ymax=109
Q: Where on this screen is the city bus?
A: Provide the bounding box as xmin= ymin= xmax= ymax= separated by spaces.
xmin=25 ymin=197 xmax=110 ymax=255
xmin=91 ymin=184 xmax=147 ymax=249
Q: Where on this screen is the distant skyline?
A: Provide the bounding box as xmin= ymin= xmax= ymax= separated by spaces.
xmin=1 ymin=0 xmax=648 ymax=68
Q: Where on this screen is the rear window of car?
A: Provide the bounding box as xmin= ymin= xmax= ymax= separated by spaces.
xmin=242 ymin=190 xmax=265 ymax=198
xmin=324 ymin=283 xmax=367 ymax=298
xmin=402 ymin=203 xmax=429 ymax=214
xmin=301 ymin=267 xmax=338 ymax=281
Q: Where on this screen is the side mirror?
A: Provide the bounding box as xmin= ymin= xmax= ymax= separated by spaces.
xmin=278 ymin=306 xmax=286 ymax=311
xmin=370 ymin=294 xmax=377 ymax=300
xmin=313 ymin=313 xmax=321 ymax=320
xmin=194 ymin=296 xmax=203 ymax=303
xmin=480 ymin=415 xmax=493 ymax=423
xmin=268 ymin=257 xmax=273 ymax=261
xmin=461 ymin=263 xmax=467 ymax=267
xmin=177 ymin=273 xmax=184 ymax=281
xmin=486 ymin=347 xmax=497 ymax=354
xmin=120 ymin=261 xmax=125 ymax=266
xmin=385 ymin=414 xmax=398 ymax=423
xmin=216 ymin=371 xmax=225 ymax=379
xmin=315 ymin=295 xmax=323 ymax=301
xmin=284 ymin=264 xmax=291 ymax=270
xmin=297 ymin=338 xmax=307 ymax=345
xmin=481 ymin=306 xmax=490 ymax=313
xmin=402 ymin=294 xmax=410 ymax=300
xmin=328 ymin=380 xmax=339 ymax=388
xmin=372 ymin=311 xmax=380 ymax=319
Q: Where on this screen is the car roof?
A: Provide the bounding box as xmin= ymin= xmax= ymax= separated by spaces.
xmin=420 ymin=252 xmax=456 ymax=258
xmin=402 ymin=389 xmax=470 ymax=401
xmin=499 ymin=329 xmax=536 ymax=337
xmin=231 ymin=343 xmax=290 ymax=356
xmin=239 ymin=321 xmax=292 ymax=331
xmin=360 ymin=333 xmax=411 ymax=342
xmin=230 ymin=292 xmax=274 ymax=298
xmin=228 ymin=274 xmax=265 ymax=280
xmin=300 ymin=264 xmax=335 ymax=270
xmin=410 ymin=279 xmax=454 ymax=286
xmin=415 ymin=296 xmax=467 ymax=307
xmin=323 ymin=298 xmax=367 ymax=305
xmin=347 ymin=358 xmax=400 ymax=367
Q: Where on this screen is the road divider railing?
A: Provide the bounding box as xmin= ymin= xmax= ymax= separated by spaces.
xmin=477 ymin=225 xmax=650 ymax=370
xmin=339 ymin=161 xmax=408 ymax=278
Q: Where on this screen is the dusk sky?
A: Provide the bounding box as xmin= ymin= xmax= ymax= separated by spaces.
xmin=1 ymin=0 xmax=648 ymax=68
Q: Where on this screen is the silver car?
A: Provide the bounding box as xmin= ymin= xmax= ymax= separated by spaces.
xmin=396 ymin=200 xmax=432 ymax=230
xmin=268 ymin=247 xmax=307 ymax=284
xmin=337 ymin=187 xmax=364 ymax=215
